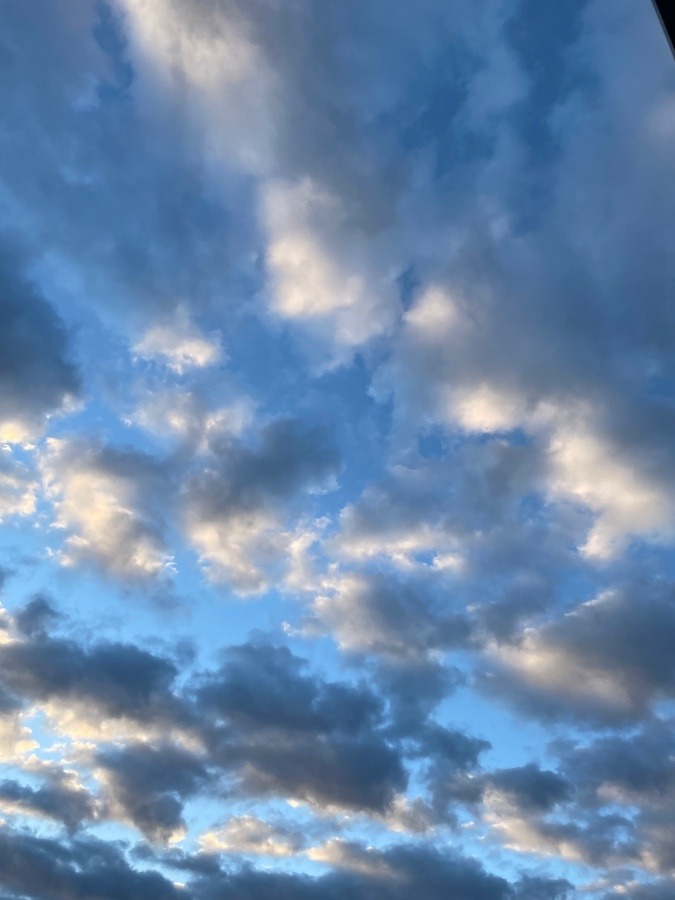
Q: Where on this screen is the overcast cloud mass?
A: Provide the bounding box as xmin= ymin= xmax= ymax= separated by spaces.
xmin=0 ymin=1 xmax=673 ymax=897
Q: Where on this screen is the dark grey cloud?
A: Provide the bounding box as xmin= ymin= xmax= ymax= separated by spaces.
xmin=97 ymin=742 xmax=210 ymax=842
xmin=197 ymin=642 xmax=405 ymax=813
xmin=196 ymin=418 xmax=341 ymax=513
xmin=337 ymin=441 xmax=546 ymax=554
xmin=14 ymin=595 xmax=59 ymax=638
xmin=480 ymin=579 xmax=675 ymax=724
xmin=0 ymin=831 xmax=180 ymax=900
xmin=330 ymin=444 xmax=581 ymax=648
xmin=0 ymin=630 xmax=182 ymax=722
xmin=427 ymin=759 xmax=572 ymax=823
xmin=193 ymin=841 xmax=567 ymax=900
xmin=556 ymin=720 xmax=675 ymax=802
xmin=197 ymin=643 xmax=381 ymax=735
xmin=373 ymin=658 xmax=465 ymax=735
xmin=0 ymin=829 xmax=573 ymax=900
xmin=486 ymin=763 xmax=574 ymax=813
xmin=0 ymin=241 xmax=79 ymax=438
xmin=542 ymin=720 xmax=675 ymax=874
xmin=0 ymin=776 xmax=96 ymax=832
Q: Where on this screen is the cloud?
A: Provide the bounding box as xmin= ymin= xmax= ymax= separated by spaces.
xmin=41 ymin=438 xmax=173 ymax=582
xmin=0 ymin=446 xmax=37 ymax=521
xmin=0 ymin=773 xmax=96 ymax=833
xmin=133 ymin=307 xmax=222 ymax=374
xmin=0 ymin=242 xmax=80 ymax=442
xmin=96 ymin=742 xmax=210 ymax=843
xmin=113 ymin=0 xmax=526 ymax=365
xmin=0 ymin=0 xmax=673 ymax=897
xmin=193 ymin=841 xmax=560 ymax=900
xmin=199 ymin=815 xmax=304 ymax=857
xmin=311 ymin=570 xmax=473 ymax=660
xmin=0 ymin=626 xmax=181 ymax=724
xmin=184 ymin=418 xmax=340 ymax=592
xmin=481 ymin=580 xmax=675 ymax=724
xmin=13 ymin=595 xmax=59 ymax=638
xmin=196 ymin=641 xmax=405 ymax=813
xmin=0 ymin=830 xmax=181 ymax=900
xmin=484 ymin=763 xmax=573 ymax=814
xmin=260 ymin=176 xmax=400 ymax=367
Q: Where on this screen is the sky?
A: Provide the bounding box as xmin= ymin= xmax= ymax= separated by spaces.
xmin=0 ymin=1 xmax=673 ymax=897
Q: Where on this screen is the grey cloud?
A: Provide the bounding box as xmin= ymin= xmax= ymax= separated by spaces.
xmin=184 ymin=418 xmax=340 ymax=590
xmin=556 ymin=721 xmax=675 ymax=802
xmin=0 ymin=776 xmax=96 ymax=833
xmin=607 ymin=882 xmax=675 ymax=900
xmin=193 ymin=841 xmax=564 ymax=900
xmin=198 ymin=642 xmax=381 ymax=735
xmin=429 ymin=761 xmax=573 ymax=820
xmin=0 ymin=241 xmax=79 ymax=438
xmin=192 ymin=418 xmax=340 ymax=516
xmin=110 ymin=1 xmax=488 ymax=362
xmin=312 ymin=569 xmax=473 ymax=660
xmin=0 ymin=631 xmax=181 ymax=722
xmin=332 ymin=445 xmax=579 ymax=646
xmin=486 ymin=763 xmax=573 ymax=813
xmin=373 ymin=658 xmax=465 ymax=735
xmin=0 ymin=831 xmax=180 ymax=900
xmin=547 ymin=721 xmax=675 ymax=874
xmin=14 ymin=595 xmax=59 ymax=638
xmin=0 ymin=1 xmax=247 ymax=334
xmin=197 ymin=642 xmax=405 ymax=813
xmin=0 ymin=830 xmax=574 ymax=900
xmin=338 ymin=441 xmax=545 ymax=552
xmin=480 ymin=579 xmax=675 ymax=724
xmin=365 ymin=0 xmax=675 ymax=562
xmin=519 ymin=813 xmax=638 ymax=869
xmin=134 ymin=839 xmax=571 ymax=900
xmin=219 ymin=731 xmax=405 ymax=814
xmin=97 ymin=742 xmax=210 ymax=842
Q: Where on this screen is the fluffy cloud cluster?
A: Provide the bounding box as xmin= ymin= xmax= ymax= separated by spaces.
xmin=0 ymin=0 xmax=673 ymax=897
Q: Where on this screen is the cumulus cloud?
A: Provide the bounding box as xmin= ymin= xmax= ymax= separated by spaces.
xmin=196 ymin=641 xmax=405 ymax=813
xmin=0 ymin=0 xmax=673 ymax=897
xmin=0 ymin=831 xmax=181 ymax=900
xmin=311 ymin=570 xmax=473 ymax=660
xmin=0 ymin=616 xmax=182 ymax=725
xmin=482 ymin=580 xmax=675 ymax=724
xmin=0 ymin=772 xmax=97 ymax=833
xmin=0 ymin=243 xmax=79 ymax=443
xmin=261 ymin=177 xmax=400 ymax=366
xmin=199 ymin=815 xmax=304 ymax=857
xmin=96 ymin=742 xmax=210 ymax=843
xmin=184 ymin=418 xmax=340 ymax=592
xmin=133 ymin=307 xmax=222 ymax=374
xmin=0 ymin=447 xmax=37 ymax=521
xmin=41 ymin=438 xmax=173 ymax=582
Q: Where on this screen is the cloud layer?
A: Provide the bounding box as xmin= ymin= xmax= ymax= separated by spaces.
xmin=0 ymin=0 xmax=673 ymax=897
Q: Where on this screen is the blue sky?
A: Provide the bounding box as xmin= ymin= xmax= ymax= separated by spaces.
xmin=0 ymin=1 xmax=674 ymax=897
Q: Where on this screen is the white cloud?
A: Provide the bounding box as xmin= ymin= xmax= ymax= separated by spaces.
xmin=40 ymin=438 xmax=173 ymax=581
xmin=0 ymin=447 xmax=37 ymax=521
xmin=261 ymin=177 xmax=400 ymax=365
xmin=133 ymin=307 xmax=222 ymax=374
xmin=199 ymin=815 xmax=302 ymax=857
